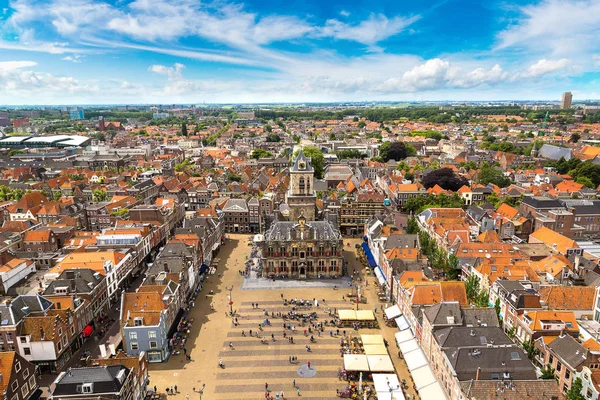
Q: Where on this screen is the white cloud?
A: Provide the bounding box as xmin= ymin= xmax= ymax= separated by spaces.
xmin=340 ymin=10 xmax=350 ymax=17
xmin=519 ymin=58 xmax=570 ymax=78
xmin=320 ymin=13 xmax=420 ymax=46
xmin=375 ymin=59 xmax=507 ymax=93
xmin=496 ymin=0 xmax=600 ymax=56
xmin=148 ymin=63 xmax=185 ymax=79
xmin=0 ymin=61 xmax=38 ymax=70
xmin=61 ymin=54 xmax=83 ymax=63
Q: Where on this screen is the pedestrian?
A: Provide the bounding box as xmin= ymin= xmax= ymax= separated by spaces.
xmin=317 ymin=330 xmax=320 ymax=337
xmin=374 ymin=307 xmax=377 ymax=313
xmin=229 ymin=342 xmax=234 ymax=349
xmin=297 ymin=388 xmax=301 ymax=396
xmin=186 ymin=354 xmax=191 ymax=361
xmin=235 ymin=317 xmax=238 ymax=324
xmin=252 ymin=302 xmax=255 ymax=309
xmin=186 ymin=394 xmax=190 ymax=400
xmin=256 ymin=302 xmax=259 ymax=308
xmin=166 ymin=387 xmax=170 ymax=395
xmin=289 ymin=355 xmax=292 ymax=363
xmin=183 ymin=347 xmax=187 ymax=355
xmin=265 ymin=383 xmax=269 ymax=391
xmin=153 ymin=386 xmax=157 ymax=393
xmin=174 ymin=385 xmax=177 ymax=393
xmin=281 ymin=293 xmax=284 ymax=299
xmin=308 ymin=361 xmax=311 ymax=369
xmin=281 ymin=390 xmax=285 ymax=399
xmin=293 ymin=379 xmax=296 ymax=388
xmin=242 ymin=330 xmax=246 ymax=336
xmin=272 ymin=333 xmax=275 ymax=341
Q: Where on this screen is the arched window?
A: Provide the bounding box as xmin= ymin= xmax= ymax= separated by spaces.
xmin=299 ymin=177 xmax=305 ymax=193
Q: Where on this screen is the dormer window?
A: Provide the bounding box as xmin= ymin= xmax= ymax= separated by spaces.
xmin=134 ymin=317 xmax=144 ymax=326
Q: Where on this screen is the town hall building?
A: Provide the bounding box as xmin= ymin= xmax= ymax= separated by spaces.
xmin=261 ymin=150 xmax=343 ymax=279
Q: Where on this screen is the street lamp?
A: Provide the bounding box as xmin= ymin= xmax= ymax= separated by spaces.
xmin=226 ymin=286 xmax=233 ymax=316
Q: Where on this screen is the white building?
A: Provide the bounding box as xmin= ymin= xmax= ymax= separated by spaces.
xmin=0 ymin=258 xmax=36 ymax=294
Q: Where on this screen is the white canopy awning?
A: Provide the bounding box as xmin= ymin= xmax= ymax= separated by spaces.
xmin=356 ymin=310 xmax=376 ymax=321
xmin=364 ymin=344 xmax=388 ymax=355
xmin=394 ymin=329 xmax=414 ymax=346
xmin=411 ymin=365 xmax=438 ymax=390
xmin=361 ymin=334 xmax=385 ymax=345
xmin=372 ymin=374 xmax=405 ymax=400
xmin=404 ymin=348 xmax=428 ymax=372
xmin=384 ymin=305 xmax=401 ymax=320
xmin=338 ymin=310 xmax=357 ymax=320
xmin=367 ymin=355 xmax=395 ymax=372
xmin=399 ymin=338 xmax=420 ymax=355
xmin=343 ymin=354 xmax=369 ymax=371
xmin=374 ymin=266 xmax=386 ymax=285
xmin=418 ymin=382 xmax=448 ymax=399
xmin=395 ymin=315 xmax=410 ymax=331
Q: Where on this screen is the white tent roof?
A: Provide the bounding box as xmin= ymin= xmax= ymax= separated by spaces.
xmin=364 ymin=344 xmax=388 ymax=355
xmin=395 ymin=315 xmax=410 ymax=331
xmin=338 ymin=310 xmax=357 ymax=320
xmin=399 ymin=338 xmax=420 ymax=355
xmin=356 ymin=310 xmax=376 ymax=321
xmin=404 ymin=348 xmax=428 ymax=371
xmin=411 ymin=365 xmax=438 ymax=390
xmin=372 ymin=374 xmax=405 ymax=400
xmin=367 ymin=355 xmax=395 ymax=372
xmin=394 ymin=329 xmax=414 ymax=345
xmin=361 ymin=334 xmax=385 ymax=345
xmin=343 ymin=354 xmax=369 ymax=371
xmin=384 ymin=305 xmax=401 ymax=320
xmin=418 ymin=382 xmax=447 ymax=399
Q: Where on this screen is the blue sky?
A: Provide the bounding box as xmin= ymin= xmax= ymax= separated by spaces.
xmin=0 ymin=0 xmax=599 ymax=104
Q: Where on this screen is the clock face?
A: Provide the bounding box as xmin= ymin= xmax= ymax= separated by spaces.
xmin=299 ymin=161 xmax=306 ymax=169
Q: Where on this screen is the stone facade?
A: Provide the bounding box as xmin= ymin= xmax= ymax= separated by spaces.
xmin=286 ymin=150 xmax=316 ymax=221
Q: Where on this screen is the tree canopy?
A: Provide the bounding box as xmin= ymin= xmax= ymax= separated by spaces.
xmin=379 ymin=141 xmax=410 ymax=162
xmin=478 ymin=162 xmax=511 ymax=188
xmin=422 ymin=168 xmax=469 ymax=191
xmin=251 ymin=149 xmax=273 ymax=159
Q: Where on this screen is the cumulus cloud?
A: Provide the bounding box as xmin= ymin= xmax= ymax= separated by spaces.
xmin=148 ymin=63 xmax=185 ymax=79
xmin=61 ymin=55 xmax=83 ymax=63
xmin=320 ymin=13 xmax=420 ymax=46
xmin=376 ymin=59 xmax=507 ymax=92
xmin=518 ymin=58 xmax=571 ymax=78
xmin=496 ymin=0 xmax=600 ymax=56
xmin=0 ymin=61 xmax=38 ymax=70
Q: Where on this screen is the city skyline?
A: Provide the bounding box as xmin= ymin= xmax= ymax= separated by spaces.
xmin=1 ymin=0 xmax=600 ymax=104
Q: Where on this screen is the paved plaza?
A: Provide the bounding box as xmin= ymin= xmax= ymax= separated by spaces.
xmin=147 ymin=235 xmax=419 ymax=400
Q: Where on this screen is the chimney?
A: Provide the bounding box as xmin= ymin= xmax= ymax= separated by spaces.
xmin=70 ymin=280 xmax=76 ymax=292
xmin=39 ymin=327 xmax=45 ymax=340
xmin=475 ymin=366 xmax=481 ymax=381
xmin=163 ymin=263 xmax=169 ymax=272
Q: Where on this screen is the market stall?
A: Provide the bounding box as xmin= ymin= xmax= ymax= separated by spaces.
xmin=398 ymin=338 xmax=420 ymax=355
xmin=384 ymin=305 xmax=401 ymax=320
xmin=363 ymin=344 xmax=388 ymax=355
xmin=411 ymin=365 xmax=438 ymax=391
xmin=367 ymin=355 xmax=395 ymax=373
xmin=372 ymin=374 xmax=405 ymax=400
xmin=361 ymin=334 xmax=385 ymax=346
xmin=394 ymin=329 xmax=414 ymax=346
xmin=403 ymin=348 xmax=428 ymax=372
xmin=418 ymin=382 xmax=448 ymax=399
xmin=343 ymin=354 xmax=370 ymax=372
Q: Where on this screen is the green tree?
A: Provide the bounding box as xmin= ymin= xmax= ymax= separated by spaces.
xmin=406 ymin=217 xmax=419 ymax=234
xmin=540 ymin=363 xmax=556 ymax=380
xmin=479 ymin=162 xmax=511 ymax=187
xmin=251 ymin=149 xmax=273 ymax=159
xmin=265 ymin=124 xmax=272 ymax=132
xmin=566 ymin=378 xmax=585 ymax=400
xmin=294 ymin=146 xmax=325 ymax=179
xmin=522 ymin=340 xmax=540 ymax=362
xmin=181 ymin=123 xmax=188 ymax=136
xmin=227 ymin=173 xmax=242 ymax=182
xmin=357 ymin=121 xmax=366 ymax=129
xmin=266 ymin=134 xmax=281 ymax=142
xmin=576 ymin=176 xmax=595 ymax=189
xmin=475 ymin=290 xmax=489 ymax=307
xmin=494 ymin=298 xmax=501 ymax=323
xmin=53 ymin=191 xmax=62 ymax=201
xmin=379 ymin=141 xmax=409 ymax=162
xmin=8 ymin=150 xmax=25 ymax=156
xmin=569 ymin=133 xmax=581 ymax=143
xmin=465 ymin=274 xmax=480 ymax=303
xmin=92 ymin=189 xmax=108 ymax=202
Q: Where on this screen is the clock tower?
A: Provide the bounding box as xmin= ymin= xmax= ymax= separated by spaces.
xmin=286 ymin=149 xmax=317 ymax=221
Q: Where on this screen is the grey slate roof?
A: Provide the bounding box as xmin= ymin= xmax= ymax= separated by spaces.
xmin=423 ymin=302 xmax=463 ymax=326
xmin=547 ymin=334 xmax=587 ymax=370
xmin=443 ymin=347 xmax=536 ymax=381
xmin=560 ymin=199 xmax=600 ymax=215
xmin=44 ymin=269 xmax=104 ymax=295
xmin=434 ymin=326 xmax=513 ymax=348
xmin=462 ymin=308 xmax=500 ymax=328
xmin=538 ymin=144 xmax=573 ymax=160
xmin=223 ymin=198 xmax=248 ymax=212
xmin=521 ymin=196 xmax=563 ymax=210
xmin=52 ymin=366 xmax=130 ymax=396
